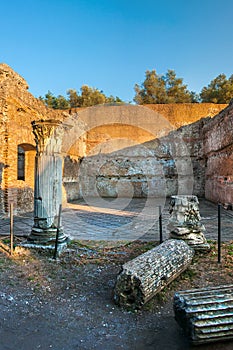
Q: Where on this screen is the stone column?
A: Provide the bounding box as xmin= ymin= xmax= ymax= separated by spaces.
xmin=28 ymin=119 xmax=68 ymax=248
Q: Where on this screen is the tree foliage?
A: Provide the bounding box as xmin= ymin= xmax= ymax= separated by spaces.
xmin=165 ymin=70 xmax=195 ymax=103
xmin=39 ymin=86 xmax=123 ymax=109
xmin=134 ymin=69 xmax=194 ymax=104
xmin=200 ymin=74 xmax=233 ymax=103
xmin=39 ymin=70 xmax=233 ymax=109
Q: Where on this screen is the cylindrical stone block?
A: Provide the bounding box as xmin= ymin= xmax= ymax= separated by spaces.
xmin=114 ymin=239 xmax=194 ymax=310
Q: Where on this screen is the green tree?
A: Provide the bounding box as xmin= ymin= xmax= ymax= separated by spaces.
xmin=39 ymin=91 xmax=70 ymax=109
xmin=190 ymin=91 xmax=200 ymax=103
xmin=134 ymin=70 xmax=167 ymax=104
xmin=105 ymin=95 xmax=123 ymax=104
xmin=68 ymin=85 xmax=124 ymax=107
xmin=134 ymin=69 xmax=193 ymax=104
xmin=40 ymin=91 xmax=59 ymax=109
xmin=40 ymin=86 xmax=124 ymax=109
xmin=56 ymin=95 xmax=70 ymax=109
xmin=200 ymin=74 xmax=233 ymax=103
xmin=165 ymin=70 xmax=193 ymax=103
xmin=67 ymin=89 xmax=81 ymax=108
xmin=80 ymin=85 xmax=106 ymax=107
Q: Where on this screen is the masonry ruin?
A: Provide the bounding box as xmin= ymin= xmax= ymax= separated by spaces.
xmin=0 ymin=63 xmax=232 ymax=221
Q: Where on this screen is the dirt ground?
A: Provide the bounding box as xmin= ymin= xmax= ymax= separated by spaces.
xmin=0 ymin=239 xmax=233 ymax=350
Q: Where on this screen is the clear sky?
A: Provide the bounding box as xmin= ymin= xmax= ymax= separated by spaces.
xmin=2 ymin=0 xmax=233 ymax=103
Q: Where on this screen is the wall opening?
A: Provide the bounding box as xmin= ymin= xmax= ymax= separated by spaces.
xmin=17 ymin=146 xmax=25 ymax=180
xmin=17 ymin=144 xmax=36 ymax=182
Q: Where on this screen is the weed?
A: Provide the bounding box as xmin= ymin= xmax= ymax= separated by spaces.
xmin=181 ymin=268 xmax=197 ymax=280
xmin=28 ymin=276 xmax=35 ymax=281
xmin=227 ymin=244 xmax=233 ymax=254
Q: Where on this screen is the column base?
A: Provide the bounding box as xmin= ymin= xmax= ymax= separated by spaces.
xmin=22 ymin=226 xmax=69 ymax=254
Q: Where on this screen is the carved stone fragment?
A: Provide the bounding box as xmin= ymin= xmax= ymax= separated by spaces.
xmin=168 ymin=195 xmax=210 ymax=250
xmin=114 ymin=239 xmax=194 ymax=310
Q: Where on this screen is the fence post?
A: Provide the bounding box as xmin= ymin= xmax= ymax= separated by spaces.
xmin=10 ymin=203 xmax=14 ymax=255
xmin=218 ymin=203 xmax=221 ymax=263
xmin=159 ymin=205 xmax=163 ymax=244
xmin=53 ymin=204 xmax=62 ymax=260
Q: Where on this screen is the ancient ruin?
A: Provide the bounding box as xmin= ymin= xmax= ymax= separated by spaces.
xmin=1 ymin=63 xmax=233 ymax=245
xmin=1 ymin=63 xmax=233 ymax=347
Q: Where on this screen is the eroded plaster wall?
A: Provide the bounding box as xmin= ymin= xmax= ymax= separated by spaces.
xmin=144 ymin=103 xmax=227 ymax=128
xmin=63 ymin=116 xmax=207 ymax=200
xmin=62 ymin=104 xmax=226 ymax=201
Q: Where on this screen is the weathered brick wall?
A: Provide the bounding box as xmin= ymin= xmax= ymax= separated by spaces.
xmin=62 ymin=104 xmax=223 ymax=201
xmin=0 ymin=63 xmax=65 ymax=215
xmin=203 ymin=102 xmax=233 ymax=205
xmin=63 ymin=118 xmax=206 ymax=200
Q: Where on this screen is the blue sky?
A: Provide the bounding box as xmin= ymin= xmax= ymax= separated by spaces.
xmin=2 ymin=0 xmax=233 ymax=102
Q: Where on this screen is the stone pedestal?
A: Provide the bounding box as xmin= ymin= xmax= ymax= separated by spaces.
xmin=27 ymin=120 xmax=69 ymax=249
xmin=168 ymin=195 xmax=209 ymax=251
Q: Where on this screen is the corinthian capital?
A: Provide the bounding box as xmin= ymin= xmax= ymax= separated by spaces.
xmin=32 ymin=119 xmax=64 ymax=154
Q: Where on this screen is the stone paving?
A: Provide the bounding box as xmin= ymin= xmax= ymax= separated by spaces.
xmin=0 ymin=198 xmax=232 ymax=242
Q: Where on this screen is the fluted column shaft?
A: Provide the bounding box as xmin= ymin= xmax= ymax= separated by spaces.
xmin=28 ymin=119 xmax=67 ymax=246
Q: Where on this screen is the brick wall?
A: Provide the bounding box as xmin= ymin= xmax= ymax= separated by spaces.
xmin=0 ymin=64 xmax=65 ymax=216
xmin=203 ymin=102 xmax=233 ymax=205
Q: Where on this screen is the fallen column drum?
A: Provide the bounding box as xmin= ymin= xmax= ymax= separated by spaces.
xmin=174 ymin=284 xmax=233 ymax=344
xmin=114 ymin=239 xmax=194 ymax=310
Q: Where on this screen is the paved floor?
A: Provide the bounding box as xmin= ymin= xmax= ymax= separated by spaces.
xmin=0 ymin=198 xmax=232 ymax=242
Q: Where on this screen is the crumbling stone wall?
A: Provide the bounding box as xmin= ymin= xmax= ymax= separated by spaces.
xmin=0 ymin=63 xmax=66 ymax=215
xmin=63 ymin=104 xmax=214 ymax=200
xmin=63 ymin=155 xmax=82 ymax=202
